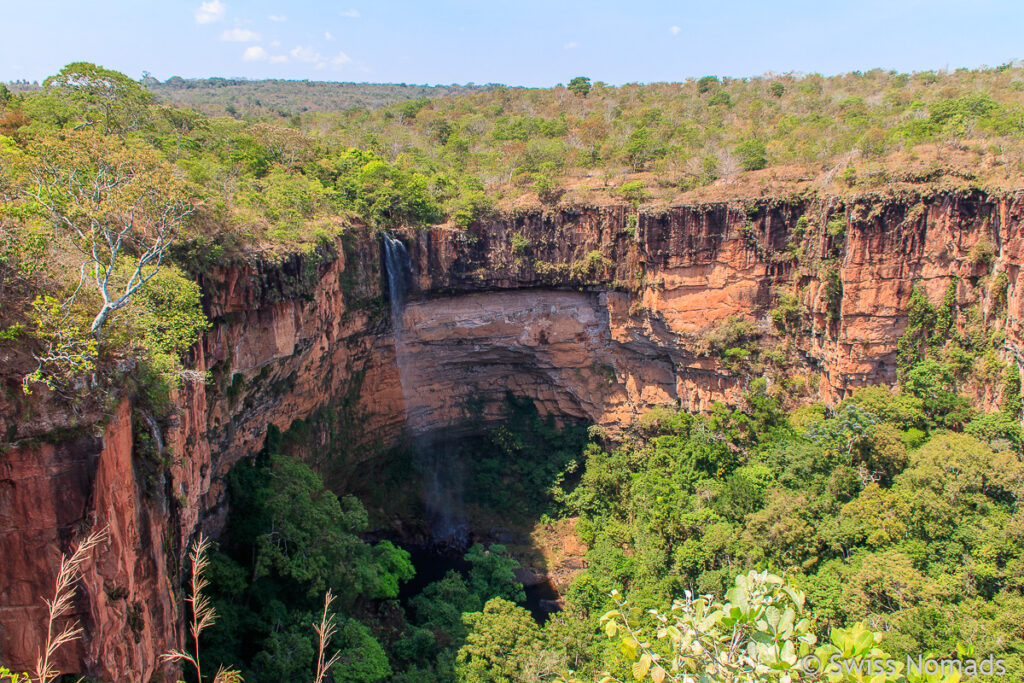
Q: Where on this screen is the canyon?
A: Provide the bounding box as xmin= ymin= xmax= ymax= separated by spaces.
xmin=0 ymin=189 xmax=1020 ymax=680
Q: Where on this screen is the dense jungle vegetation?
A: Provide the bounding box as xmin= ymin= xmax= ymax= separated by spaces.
xmin=2 ymin=63 xmax=1024 ymax=681
xmin=176 ymin=373 xmax=1024 ymax=682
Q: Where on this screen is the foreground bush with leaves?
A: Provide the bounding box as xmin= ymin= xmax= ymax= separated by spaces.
xmin=566 ymin=572 xmax=961 ymax=683
xmin=598 ymin=571 xmax=816 ymax=682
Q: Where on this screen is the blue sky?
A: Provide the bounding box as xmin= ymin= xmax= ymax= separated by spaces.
xmin=2 ymin=1 xmax=1023 ymax=86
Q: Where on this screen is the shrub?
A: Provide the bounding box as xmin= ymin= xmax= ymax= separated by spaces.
xmin=827 ymin=213 xmax=846 ymax=237
xmin=895 ymin=285 xmax=937 ymax=376
xmin=510 ymin=232 xmax=530 ymax=262
xmin=128 ymin=266 xmax=211 ymax=382
xmin=571 ymin=249 xmax=612 ymax=279
xmin=770 ymin=291 xmax=804 ymax=335
xmin=721 ymin=346 xmax=751 ymax=372
xmin=624 ymin=213 xmax=638 ymax=239
xmin=597 ymin=571 xmax=829 ymax=682
xmin=699 ymin=316 xmax=759 ymax=355
xmin=990 ymin=272 xmax=1010 ymax=315
xmin=821 ymin=264 xmax=843 ymax=324
xmin=970 ymin=238 xmax=997 ymax=266
xmin=533 ymin=173 xmax=562 ymax=205
xmin=616 ymin=180 xmax=650 ymax=206
xmin=735 ymin=139 xmax=768 ymax=171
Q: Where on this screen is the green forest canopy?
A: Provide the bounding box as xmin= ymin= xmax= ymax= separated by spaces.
xmin=185 ymin=376 xmax=1024 ymax=682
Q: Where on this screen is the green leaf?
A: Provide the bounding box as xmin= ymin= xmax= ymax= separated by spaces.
xmin=620 ymin=637 xmax=639 ymax=660
xmin=782 ymin=585 xmax=805 ymax=610
xmin=600 ymin=609 xmax=622 ymax=623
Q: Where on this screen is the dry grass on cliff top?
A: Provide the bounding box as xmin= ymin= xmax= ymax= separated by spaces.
xmin=495 ymin=141 xmax=1021 ymax=216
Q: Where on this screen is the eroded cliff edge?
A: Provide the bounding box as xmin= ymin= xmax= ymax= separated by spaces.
xmin=2 ymin=190 xmax=1021 ymax=680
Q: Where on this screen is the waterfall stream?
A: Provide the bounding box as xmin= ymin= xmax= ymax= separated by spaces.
xmin=383 ymin=234 xmax=467 ymax=546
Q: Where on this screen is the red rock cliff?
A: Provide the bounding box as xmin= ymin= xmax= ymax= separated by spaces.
xmin=1 ymin=191 xmax=1021 ymax=679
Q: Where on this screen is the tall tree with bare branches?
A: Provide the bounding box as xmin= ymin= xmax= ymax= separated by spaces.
xmin=22 ymin=131 xmax=193 ymax=335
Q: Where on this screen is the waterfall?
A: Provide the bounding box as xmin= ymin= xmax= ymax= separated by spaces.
xmin=383 ymin=234 xmax=466 ymax=546
xmin=384 ymin=233 xmax=411 ymax=329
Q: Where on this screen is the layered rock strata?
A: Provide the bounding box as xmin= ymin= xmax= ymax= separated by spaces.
xmin=1 ymin=190 xmax=1020 ymax=679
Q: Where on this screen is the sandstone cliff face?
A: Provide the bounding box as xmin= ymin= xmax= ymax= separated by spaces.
xmin=401 ymin=191 xmax=1017 ymax=423
xmin=1 ymin=191 xmax=1020 ymax=679
xmin=0 ymin=237 xmax=398 ymax=680
xmin=0 ymin=401 xmax=178 ymax=681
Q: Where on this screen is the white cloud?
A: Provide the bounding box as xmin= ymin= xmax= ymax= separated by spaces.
xmin=290 ymin=45 xmax=321 ymax=62
xmin=316 ymin=51 xmax=352 ymax=70
xmin=325 ymin=31 xmax=334 ymax=40
xmin=195 ymin=0 xmax=226 ymax=24
xmin=221 ymin=27 xmax=261 ymax=42
xmin=669 ymin=25 xmax=681 ymax=35
xmin=270 ymin=39 xmax=281 ymax=47
xmin=267 ymin=14 xmax=286 ymax=22
xmin=242 ymin=45 xmax=268 ymax=61
xmin=340 ymin=8 xmax=360 ymax=18
xmin=270 ymin=54 xmax=289 ymax=63
xmin=564 ymin=41 xmax=578 ymax=50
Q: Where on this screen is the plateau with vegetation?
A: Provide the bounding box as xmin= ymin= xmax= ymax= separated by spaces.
xmin=1 ymin=61 xmax=1023 ymax=682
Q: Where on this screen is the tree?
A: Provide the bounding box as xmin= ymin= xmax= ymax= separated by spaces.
xmin=330 ymin=619 xmax=391 ymax=682
xmin=456 ymin=598 xmax=543 ymax=682
xmin=696 ymin=75 xmax=720 ymax=93
xmin=568 ymin=77 xmax=593 ymax=98
xmin=22 ymin=131 xmax=193 ymax=334
xmin=159 ymin=105 xmax=208 ymax=159
xmin=465 ymin=543 xmax=527 ymax=604
xmin=411 ymin=570 xmax=481 ymax=641
xmin=841 ymin=550 xmax=934 ymax=619
xmin=248 ymin=454 xmax=380 ymax=599
xmin=903 ymin=359 xmax=973 ymax=428
xmin=625 ymin=126 xmax=660 ymax=172
xmin=205 ymin=452 xmax=410 ymax=682
xmin=587 ymin=571 xmax=956 ymax=683
xmin=129 ymin=266 xmax=210 ymax=378
xmin=352 ymin=157 xmax=443 ymax=227
xmin=39 ymin=62 xmax=153 ymax=135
